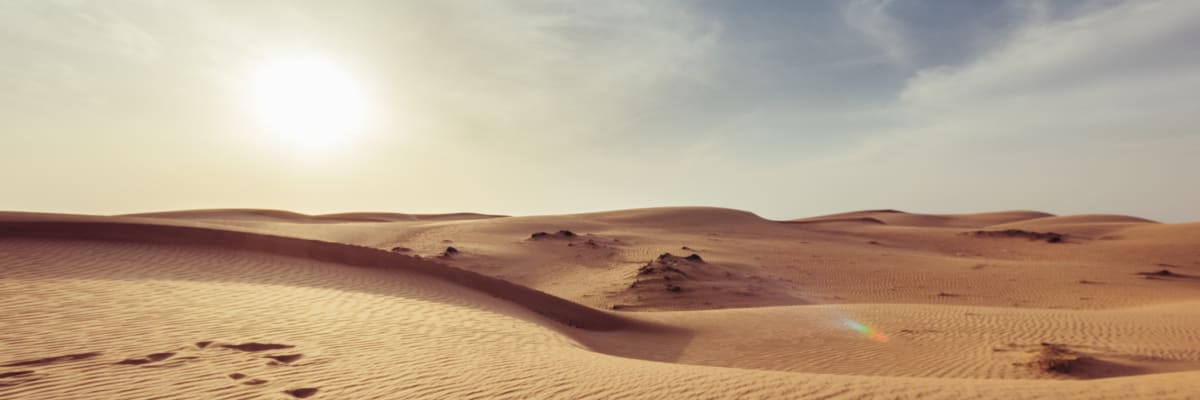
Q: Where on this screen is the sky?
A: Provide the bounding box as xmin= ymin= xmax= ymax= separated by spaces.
xmin=1 ymin=0 xmax=1198 ymax=221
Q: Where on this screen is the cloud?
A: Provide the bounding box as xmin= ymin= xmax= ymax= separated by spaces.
xmin=795 ymin=0 xmax=1200 ymax=220
xmin=0 ymin=0 xmax=728 ymax=214
xmin=1 ymin=0 xmax=1196 ymax=221
xmin=843 ymin=0 xmax=912 ymax=65
xmin=897 ymin=0 xmax=1200 ymax=144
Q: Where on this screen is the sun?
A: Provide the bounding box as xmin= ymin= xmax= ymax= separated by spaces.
xmin=247 ymin=56 xmax=368 ymax=151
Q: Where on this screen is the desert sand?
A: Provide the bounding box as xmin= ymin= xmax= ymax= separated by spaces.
xmin=2 ymin=207 xmax=1199 ymax=399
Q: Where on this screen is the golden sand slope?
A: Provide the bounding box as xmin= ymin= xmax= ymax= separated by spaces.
xmin=148 ymin=206 xmax=1199 ymax=311
xmin=2 ymin=210 xmax=1200 ymax=399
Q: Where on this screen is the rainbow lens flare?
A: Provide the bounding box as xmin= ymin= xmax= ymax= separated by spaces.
xmin=843 ymin=320 xmax=889 ymax=343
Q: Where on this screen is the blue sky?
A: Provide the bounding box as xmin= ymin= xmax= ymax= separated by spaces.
xmin=1 ymin=0 xmax=1197 ymax=221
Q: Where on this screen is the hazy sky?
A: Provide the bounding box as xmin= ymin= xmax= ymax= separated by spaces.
xmin=2 ymin=0 xmax=1198 ymax=221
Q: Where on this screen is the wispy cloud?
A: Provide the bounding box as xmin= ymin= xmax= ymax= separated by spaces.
xmin=0 ymin=0 xmax=1196 ymax=220
xmin=843 ymin=0 xmax=911 ymax=66
xmin=797 ymin=0 xmax=1200 ymax=219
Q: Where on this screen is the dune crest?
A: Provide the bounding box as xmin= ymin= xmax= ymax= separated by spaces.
xmin=125 ymin=208 xmax=505 ymax=223
xmin=792 ymin=209 xmax=1055 ymax=228
xmin=0 ymin=215 xmax=639 ymax=331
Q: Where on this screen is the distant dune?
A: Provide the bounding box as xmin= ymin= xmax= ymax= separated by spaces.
xmin=3 ymin=207 xmax=1200 ymax=399
xmin=790 ymin=209 xmax=1056 ymax=228
xmin=125 ymin=208 xmax=505 ymax=223
xmin=987 ymin=214 xmax=1160 ymax=238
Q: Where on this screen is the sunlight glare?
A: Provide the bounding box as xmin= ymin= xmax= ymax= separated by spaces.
xmin=247 ymin=56 xmax=368 ymax=151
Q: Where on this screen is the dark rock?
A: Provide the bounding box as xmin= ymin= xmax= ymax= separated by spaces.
xmin=284 ymin=388 xmax=319 ymax=399
xmin=684 ymin=253 xmax=704 ymax=262
xmin=390 ymin=246 xmax=411 ymax=252
xmin=444 ymin=246 xmax=459 ymax=254
xmin=531 ymin=230 xmax=578 ymax=240
xmin=1033 ymin=343 xmax=1082 ymax=374
xmin=661 ymin=265 xmax=688 ymax=276
xmin=1138 ymin=269 xmax=1177 ymax=277
xmin=969 ymin=229 xmax=1065 ymax=243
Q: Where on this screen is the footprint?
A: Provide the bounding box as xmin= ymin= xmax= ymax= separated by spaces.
xmin=2 ymin=352 xmax=102 ymax=367
xmin=0 ymin=371 xmax=34 ymax=379
xmin=284 ymin=387 xmax=319 ymax=398
xmin=265 ymin=354 xmax=303 ymax=364
xmin=0 ymin=370 xmax=40 ymax=387
xmin=115 ymin=352 xmax=176 ymax=366
xmin=220 ymin=343 xmax=294 ymax=352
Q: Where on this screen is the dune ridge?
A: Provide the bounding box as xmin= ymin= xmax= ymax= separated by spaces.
xmin=792 ymin=209 xmax=1057 ymax=228
xmin=0 ymin=217 xmax=639 ymax=332
xmin=124 ymin=209 xmax=506 ymax=223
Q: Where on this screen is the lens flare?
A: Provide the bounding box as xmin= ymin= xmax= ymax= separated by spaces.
xmin=843 ymin=319 xmax=890 ymax=343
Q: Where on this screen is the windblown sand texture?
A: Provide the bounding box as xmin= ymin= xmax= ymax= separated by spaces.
xmin=2 ymin=207 xmax=1199 ymax=399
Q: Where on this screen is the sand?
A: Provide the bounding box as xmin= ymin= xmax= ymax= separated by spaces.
xmin=2 ymin=207 xmax=1198 ymax=399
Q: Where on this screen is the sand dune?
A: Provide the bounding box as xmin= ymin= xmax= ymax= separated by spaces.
xmin=3 ymin=208 xmax=1200 ymax=399
xmin=792 ymin=209 xmax=1056 ymax=228
xmin=125 ymin=209 xmax=505 ymax=223
xmin=986 ymin=214 xmax=1161 ymax=239
xmin=0 ymin=214 xmax=636 ymax=331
